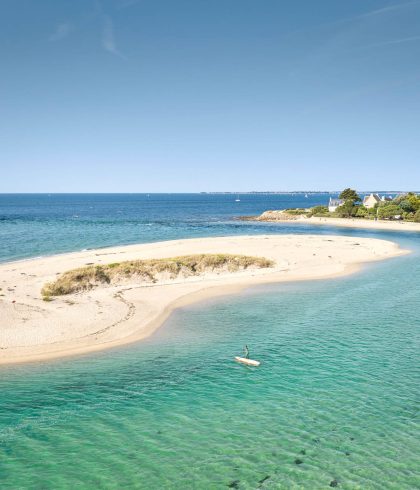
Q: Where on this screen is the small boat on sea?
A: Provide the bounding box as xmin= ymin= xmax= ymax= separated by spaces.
xmin=235 ymin=356 xmax=260 ymax=367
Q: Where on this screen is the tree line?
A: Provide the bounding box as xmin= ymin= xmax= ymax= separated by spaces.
xmin=309 ymin=188 xmax=420 ymax=222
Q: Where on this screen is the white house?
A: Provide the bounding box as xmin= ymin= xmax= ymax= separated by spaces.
xmin=328 ymin=197 xmax=343 ymax=212
xmin=363 ymin=193 xmax=381 ymax=209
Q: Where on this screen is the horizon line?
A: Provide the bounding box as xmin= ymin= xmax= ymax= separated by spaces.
xmin=0 ymin=190 xmax=416 ymax=195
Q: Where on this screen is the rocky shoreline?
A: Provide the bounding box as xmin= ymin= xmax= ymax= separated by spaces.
xmin=238 ymin=210 xmax=307 ymax=221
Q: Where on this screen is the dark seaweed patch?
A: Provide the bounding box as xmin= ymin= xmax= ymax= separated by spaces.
xmin=258 ymin=475 xmax=270 ymax=484
xmin=228 ymin=480 xmax=240 ymax=488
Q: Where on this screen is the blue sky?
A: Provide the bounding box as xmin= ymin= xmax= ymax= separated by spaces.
xmin=1 ymin=0 xmax=419 ymax=192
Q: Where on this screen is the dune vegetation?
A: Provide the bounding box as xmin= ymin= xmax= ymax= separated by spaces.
xmin=42 ymin=254 xmax=274 ymax=298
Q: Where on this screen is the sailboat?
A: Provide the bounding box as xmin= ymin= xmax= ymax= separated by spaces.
xmin=235 ymin=194 xmax=241 ymax=202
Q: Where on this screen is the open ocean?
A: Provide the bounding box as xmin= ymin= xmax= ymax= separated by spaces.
xmin=0 ymin=193 xmax=419 ymax=489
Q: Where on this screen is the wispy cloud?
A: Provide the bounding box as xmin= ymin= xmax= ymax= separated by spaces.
xmin=49 ymin=1 xmax=126 ymax=59
xmin=308 ymin=0 xmax=420 ymax=32
xmin=49 ymin=22 xmax=73 ymax=41
xmin=333 ymin=0 xmax=420 ymax=26
xmin=362 ymin=35 xmax=420 ymax=49
xmin=359 ymin=0 xmax=420 ymax=19
xmin=282 ymin=1 xmax=420 ymax=40
xmin=101 ymin=15 xmax=126 ymax=58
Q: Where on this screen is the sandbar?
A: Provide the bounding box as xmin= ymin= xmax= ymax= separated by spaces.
xmin=0 ymin=235 xmax=408 ymax=365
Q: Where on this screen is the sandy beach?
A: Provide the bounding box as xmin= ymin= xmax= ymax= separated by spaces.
xmin=249 ymin=213 xmax=420 ymax=232
xmin=0 ymin=235 xmax=408 ymax=365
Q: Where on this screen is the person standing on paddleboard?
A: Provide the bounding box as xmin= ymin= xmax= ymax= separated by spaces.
xmin=244 ymin=345 xmax=249 ymax=358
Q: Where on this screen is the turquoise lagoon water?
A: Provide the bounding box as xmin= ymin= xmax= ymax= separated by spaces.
xmin=0 ymin=195 xmax=419 ymax=489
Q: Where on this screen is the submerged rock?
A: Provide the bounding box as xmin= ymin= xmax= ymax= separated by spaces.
xmin=258 ymin=475 xmax=270 ymax=484
xmin=228 ymin=480 xmax=240 ymax=488
xmin=294 ymin=458 xmax=304 ymax=465
xmin=330 ymin=479 xmax=339 ymax=487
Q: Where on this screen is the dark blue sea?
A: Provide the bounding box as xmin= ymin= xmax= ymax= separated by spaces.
xmin=0 ymin=193 xmax=338 ymax=262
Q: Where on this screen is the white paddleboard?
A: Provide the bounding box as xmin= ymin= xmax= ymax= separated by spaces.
xmin=235 ymin=356 xmax=260 ymax=367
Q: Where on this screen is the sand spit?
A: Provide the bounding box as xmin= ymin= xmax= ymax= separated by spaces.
xmin=243 ymin=211 xmax=420 ymax=232
xmin=0 ymin=235 xmax=408 ymax=365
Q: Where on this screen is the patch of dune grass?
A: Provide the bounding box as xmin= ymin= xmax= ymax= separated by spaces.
xmin=41 ymin=254 xmax=274 ymax=297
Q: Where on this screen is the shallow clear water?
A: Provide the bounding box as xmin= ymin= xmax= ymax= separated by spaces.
xmin=0 ymin=194 xmax=419 ymax=489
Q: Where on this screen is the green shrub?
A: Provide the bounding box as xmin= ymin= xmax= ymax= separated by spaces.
xmin=377 ymin=204 xmax=403 ymax=220
xmin=309 ymin=205 xmax=329 ymax=217
xmin=355 ymin=206 xmax=368 ymax=218
xmin=335 ymin=201 xmax=358 ymax=218
xmin=284 ymin=208 xmax=307 ymax=215
xmin=42 ymin=254 xmax=275 ymax=297
xmin=402 ymin=211 xmax=415 ymax=221
xmin=394 ymin=192 xmax=420 ymax=211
